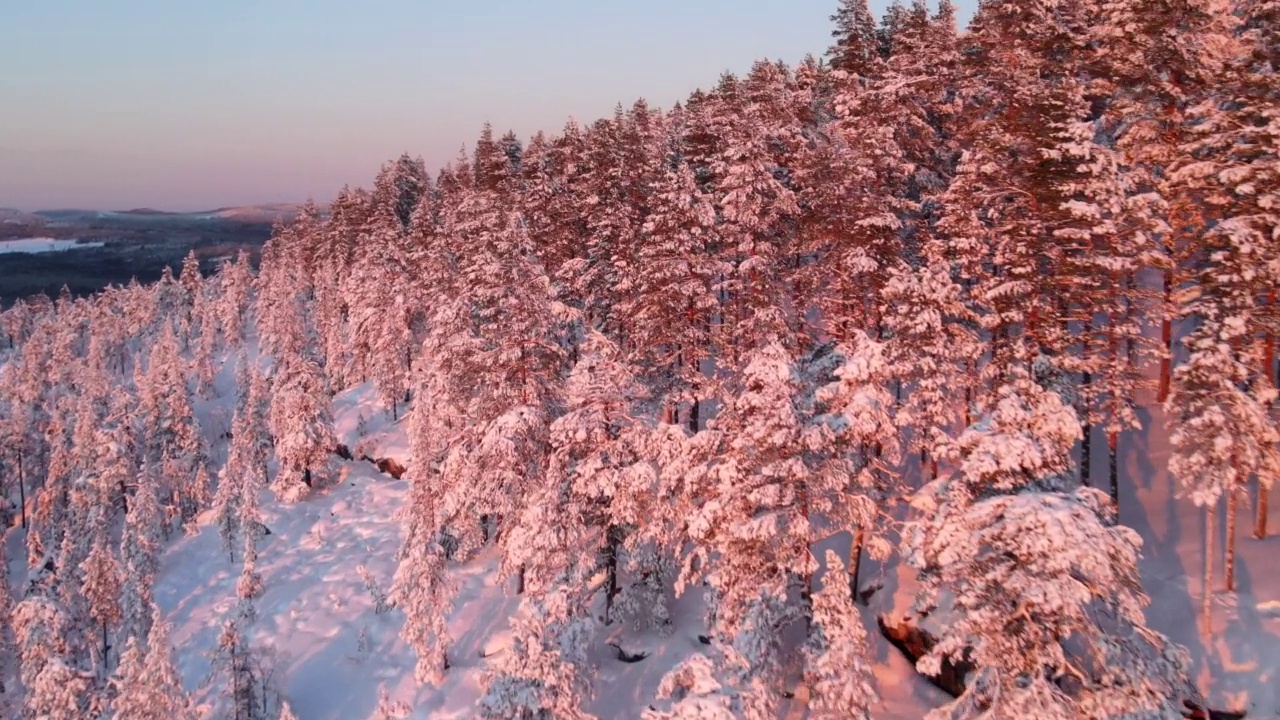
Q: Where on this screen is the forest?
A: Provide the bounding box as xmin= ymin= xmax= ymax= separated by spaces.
xmin=0 ymin=0 xmax=1277 ymax=717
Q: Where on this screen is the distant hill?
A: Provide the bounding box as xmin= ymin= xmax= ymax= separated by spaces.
xmin=200 ymin=203 xmax=312 ymax=223
xmin=0 ymin=203 xmax=308 ymax=307
xmin=27 ymin=204 xmax=313 ymax=225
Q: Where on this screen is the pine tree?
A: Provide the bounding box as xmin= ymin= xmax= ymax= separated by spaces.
xmin=809 ymin=332 xmax=901 ymax=601
xmin=712 ymin=63 xmax=802 ymax=355
xmin=218 ymin=250 xmax=256 ymax=351
xmin=476 ymin=589 xmax=595 ymax=720
xmin=13 ymin=593 xmax=91 ymax=720
xmin=1090 ymin=0 xmax=1242 ymax=404
xmin=177 ymin=249 xmax=203 ymax=341
xmin=616 ymin=143 xmax=719 ymax=427
xmin=827 ymin=0 xmax=879 ymax=77
xmin=136 ymin=321 xmax=207 ymax=524
xmin=374 ymin=684 xmax=411 ymax=719
xmin=908 ymin=372 xmax=1194 ymax=718
xmin=267 ymin=353 xmax=334 ymax=499
xmin=191 ymin=273 xmax=222 ymax=398
xmin=344 ymin=198 xmax=414 ymax=418
xmin=882 ymin=255 xmax=977 ymax=479
xmin=391 ymin=291 xmax=468 ymax=685
xmin=429 ymin=189 xmax=569 ymax=560
xmin=504 ymin=332 xmax=647 ymax=620
xmin=1166 ymin=0 xmax=1280 ymax=547
xmin=111 ymin=605 xmax=195 ymax=720
xmin=0 ymin=532 xmax=21 ymax=717
xmin=803 ymin=552 xmax=876 ymax=720
xmin=79 ymin=523 xmax=123 ymax=674
xmin=120 ymin=461 xmax=163 ymax=646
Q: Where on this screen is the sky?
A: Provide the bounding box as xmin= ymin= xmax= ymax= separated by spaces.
xmin=0 ymin=1 xmax=976 ymax=212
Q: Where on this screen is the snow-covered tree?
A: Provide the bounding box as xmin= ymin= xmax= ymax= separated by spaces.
xmin=504 ymin=332 xmax=648 ymax=617
xmin=120 ymin=460 xmax=163 ymax=646
xmin=218 ymin=250 xmax=256 ymax=351
xmin=1167 ymin=319 xmax=1280 ymax=610
xmin=476 ymin=589 xmax=595 ymax=720
xmin=908 ymin=372 xmax=1194 ymax=718
xmin=803 ymin=552 xmax=876 ymax=720
xmin=13 ymin=593 xmax=91 ymax=720
xmin=79 ymin=523 xmax=123 ymax=674
xmin=827 ymin=0 xmax=879 ymax=77
xmin=373 ymin=684 xmax=410 ymax=719
xmin=616 ymin=152 xmax=720 ymax=428
xmin=0 ymin=532 xmax=20 ymax=717
xmin=135 ymin=322 xmax=207 ymax=524
xmin=111 ymin=605 xmax=195 ymax=720
xmin=883 ymin=257 xmax=977 ymax=478
xmin=642 ymin=650 xmax=765 ymax=719
xmin=267 ymin=353 xmax=335 ymax=499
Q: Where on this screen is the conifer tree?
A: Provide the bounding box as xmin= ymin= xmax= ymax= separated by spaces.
xmin=267 ymin=353 xmax=334 ymax=499
xmin=803 ymin=552 xmax=876 ymax=720
xmin=908 ymin=372 xmax=1194 ymax=718
xmin=827 ymin=0 xmax=879 ymax=77
xmin=111 ymin=605 xmax=195 ymax=720
xmin=504 ymin=332 xmax=648 ymax=621
xmin=79 ymin=522 xmax=123 ymax=674
xmin=120 ymin=460 xmax=163 ymax=646
xmin=476 ymin=589 xmax=595 ymax=720
xmin=219 ymin=250 xmax=256 ymax=351
xmin=617 ymin=144 xmax=719 ymax=428
xmin=0 ymin=533 xmax=20 ymax=717
xmin=13 ymin=592 xmax=91 ymax=720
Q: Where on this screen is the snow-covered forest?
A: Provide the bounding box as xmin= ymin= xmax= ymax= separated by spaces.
xmin=1 ymin=0 xmax=1279 ymax=717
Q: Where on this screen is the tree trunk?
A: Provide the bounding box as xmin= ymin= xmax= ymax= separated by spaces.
xmin=18 ymin=450 xmax=26 ymax=529
xmin=102 ymin=620 xmax=110 ymax=675
xmin=1256 ymin=479 xmax=1270 ymax=540
xmin=1265 ymin=288 xmax=1275 ymax=387
xmin=799 ymin=478 xmax=812 ymax=636
xmin=1108 ymin=430 xmax=1119 ymax=509
xmin=1225 ymin=486 xmax=1237 ymax=592
xmin=1259 ymin=291 xmax=1275 ymax=541
xmin=604 ymin=524 xmax=622 ymax=624
xmin=848 ymin=527 xmax=865 ymax=604
xmin=1159 ymin=270 xmax=1173 ymax=403
xmin=688 ymin=398 xmax=699 ymax=434
xmin=1203 ymin=504 xmax=1215 ymax=631
xmin=1081 ymin=400 xmax=1092 ymax=487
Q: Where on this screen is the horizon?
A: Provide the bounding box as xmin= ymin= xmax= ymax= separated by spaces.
xmin=1 ymin=0 xmax=975 ymax=213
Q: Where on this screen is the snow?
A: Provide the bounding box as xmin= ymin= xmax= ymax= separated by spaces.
xmin=1117 ymin=400 xmax=1280 ymax=717
xmin=0 ymin=237 xmax=104 ymax=254
xmin=148 ymin=376 xmax=948 ymax=719
xmin=111 ymin=349 xmax=1274 ymax=719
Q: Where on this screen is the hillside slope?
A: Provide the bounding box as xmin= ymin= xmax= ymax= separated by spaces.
xmin=149 ymin=375 xmax=1280 ymax=719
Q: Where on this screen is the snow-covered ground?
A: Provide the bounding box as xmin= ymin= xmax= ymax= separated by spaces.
xmin=1117 ymin=403 xmax=1280 ymax=717
xmin=159 ymin=377 xmax=949 ymax=719
xmin=153 ymin=365 xmax=1280 ymax=719
xmin=49 ymin=309 xmax=1231 ymax=720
